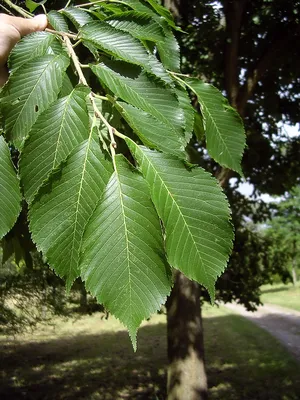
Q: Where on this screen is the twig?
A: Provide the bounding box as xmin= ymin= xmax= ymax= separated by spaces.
xmin=75 ymin=0 xmax=126 ymax=8
xmin=64 ymin=36 xmax=88 ymax=85
xmin=168 ymin=70 xmax=187 ymax=86
xmin=3 ymin=0 xmax=33 ymax=18
xmin=64 ymin=36 xmax=118 ymax=151
xmin=167 ymin=70 xmax=191 ymax=78
xmin=74 ymin=0 xmax=106 ymax=7
xmin=90 ymin=93 xmax=117 ymax=149
xmin=41 ymin=4 xmax=47 ymax=15
xmin=46 ymin=28 xmax=77 ymax=40
xmin=72 ymin=40 xmax=82 ymax=49
xmin=93 ymin=93 xmax=109 ymax=101
xmin=0 ymin=4 xmax=14 ymax=15
xmin=65 ymin=0 xmax=72 ymax=8
xmin=113 ymin=129 xmax=127 ymax=140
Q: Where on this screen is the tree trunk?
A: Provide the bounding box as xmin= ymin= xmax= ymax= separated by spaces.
xmin=164 ymin=2 xmax=209 ymax=395
xmin=291 ymin=240 xmax=297 ymax=286
xmin=292 ymin=265 xmax=297 ymax=286
xmin=166 ymin=272 xmax=208 ymax=400
xmin=80 ymin=284 xmax=88 ymax=312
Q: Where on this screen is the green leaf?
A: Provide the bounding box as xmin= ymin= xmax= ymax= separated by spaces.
xmin=80 ymin=154 xmax=171 ymax=348
xmin=126 ymin=140 xmax=234 ymax=300
xmin=20 ymin=86 xmax=90 ymax=204
xmin=116 ymin=101 xmax=186 ymax=158
xmin=59 ymin=73 xmax=74 ymax=97
xmin=80 ymin=21 xmax=171 ymax=83
xmin=62 ymin=8 xmax=99 ymax=59
xmin=117 ymin=1 xmax=181 ymax=63
xmin=156 ymin=22 xmax=180 ymax=72
xmin=87 ymin=98 xmax=122 ymax=153
xmin=105 ymin=11 xmax=166 ymax=43
xmin=8 ymin=32 xmax=61 ymax=71
xmin=94 ymin=2 xmax=124 ymax=15
xmin=25 ymin=0 xmax=47 ymax=13
xmin=194 ymin=113 xmax=205 ymax=142
xmin=121 ymin=0 xmax=158 ymax=16
xmin=0 ymin=136 xmax=21 ymax=239
xmin=91 ymin=60 xmax=184 ymax=134
xmin=145 ymin=0 xmax=177 ymax=29
xmin=29 ymin=130 xmax=113 ymax=290
xmin=63 ymin=7 xmax=94 ymax=27
xmin=185 ymin=78 xmax=246 ymax=175
xmin=175 ymin=86 xmax=195 ymax=143
xmin=1 ymin=54 xmax=69 ymax=150
xmin=48 ymin=10 xmax=69 ymax=32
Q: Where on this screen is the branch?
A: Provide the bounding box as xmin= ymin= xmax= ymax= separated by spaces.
xmin=223 ymin=0 xmax=248 ymax=108
xmin=64 ymin=36 xmax=88 ymax=85
xmin=64 ymin=36 xmax=117 ymax=151
xmin=90 ymin=93 xmax=117 ymax=149
xmin=0 ymin=4 xmax=14 ymax=15
xmin=74 ymin=0 xmax=125 ymax=8
xmin=46 ymin=28 xmax=77 ymax=40
xmin=3 ymin=0 xmax=32 ymax=18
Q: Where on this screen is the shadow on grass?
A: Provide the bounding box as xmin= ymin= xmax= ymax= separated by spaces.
xmin=261 ymin=286 xmax=291 ymax=295
xmin=0 ymin=323 xmax=167 ymax=400
xmin=1 ymin=314 xmax=300 ymax=400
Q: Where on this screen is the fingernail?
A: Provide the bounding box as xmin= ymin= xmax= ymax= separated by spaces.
xmin=33 ymin=14 xmax=48 ymax=30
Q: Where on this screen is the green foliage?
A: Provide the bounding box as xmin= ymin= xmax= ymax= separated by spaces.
xmin=81 ymin=155 xmax=171 ymax=347
xmin=185 ymin=78 xmax=245 ymax=175
xmin=263 ymin=186 xmax=300 ymax=281
xmin=168 ymin=0 xmax=300 ymax=311
xmin=25 ymin=0 xmax=47 ymax=13
xmin=20 ymin=86 xmax=90 ymax=203
xmin=0 ymin=137 xmax=21 ymax=239
xmin=0 ymin=0 xmax=245 ymax=345
xmin=126 ymin=140 xmax=233 ymax=300
xmin=2 ymin=52 xmax=69 ymax=149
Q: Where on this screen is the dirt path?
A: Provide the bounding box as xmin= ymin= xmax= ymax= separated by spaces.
xmin=224 ymin=303 xmax=300 ymax=362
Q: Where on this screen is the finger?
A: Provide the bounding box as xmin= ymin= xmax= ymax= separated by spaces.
xmin=0 ymin=14 xmax=48 ymax=37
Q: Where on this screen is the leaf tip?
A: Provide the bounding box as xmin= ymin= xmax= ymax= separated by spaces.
xmin=129 ymin=328 xmax=138 ymax=352
xmin=65 ymin=277 xmax=75 ymax=295
xmin=207 ymin=285 xmax=215 ymax=304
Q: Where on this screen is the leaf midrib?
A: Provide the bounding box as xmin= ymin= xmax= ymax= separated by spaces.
xmin=68 ymin=128 xmax=93 ymax=278
xmin=52 ymin=89 xmax=75 ymax=168
xmin=11 ymin=55 xmax=61 ymax=137
xmin=199 ymin=100 xmax=236 ymax=168
xmin=115 ymin=73 xmax=180 ymax=133
xmin=114 ymin=160 xmax=133 ymax=317
xmin=141 ymin=151 xmax=210 ymax=282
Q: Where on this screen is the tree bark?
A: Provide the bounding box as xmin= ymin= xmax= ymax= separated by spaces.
xmin=291 ymin=266 xmax=297 ymax=286
xmin=223 ymin=0 xmax=248 ymax=109
xmin=166 ymin=272 xmax=208 ymax=400
xmin=291 ymin=240 xmax=297 ymax=286
xmin=80 ymin=284 xmax=88 ymax=312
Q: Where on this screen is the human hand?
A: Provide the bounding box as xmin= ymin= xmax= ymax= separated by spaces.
xmin=0 ymin=14 xmax=48 ymax=86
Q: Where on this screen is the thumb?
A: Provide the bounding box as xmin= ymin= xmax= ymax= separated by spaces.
xmin=11 ymin=14 xmax=48 ymax=37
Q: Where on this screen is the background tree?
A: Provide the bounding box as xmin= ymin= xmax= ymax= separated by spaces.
xmin=0 ymin=4 xmax=244 ymax=400
xmin=264 ymin=186 xmax=300 ymax=286
xmin=162 ymin=1 xmax=300 ymax=399
xmin=1 ymin=2 xmax=300 ymax=400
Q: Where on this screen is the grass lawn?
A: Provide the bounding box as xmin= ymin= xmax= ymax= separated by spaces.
xmin=261 ymin=282 xmax=300 ymax=311
xmin=0 ymin=305 xmax=299 ymax=400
